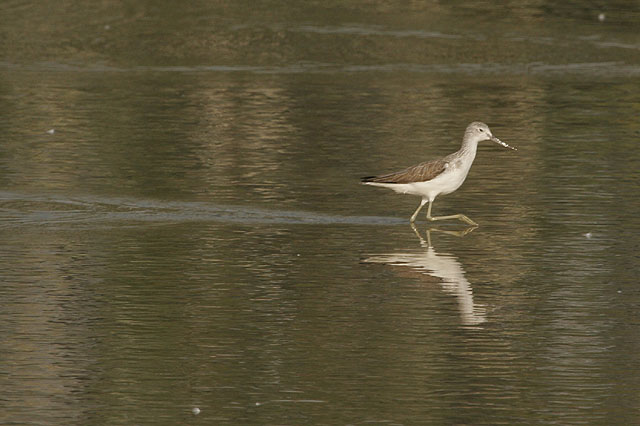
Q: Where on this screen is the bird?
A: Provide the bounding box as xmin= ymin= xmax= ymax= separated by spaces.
xmin=361 ymin=122 xmax=516 ymax=226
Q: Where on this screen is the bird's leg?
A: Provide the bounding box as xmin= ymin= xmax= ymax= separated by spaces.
xmin=429 ymin=213 xmax=478 ymax=226
xmin=426 ymin=200 xmax=478 ymax=226
xmin=410 ymin=199 xmax=428 ymax=223
xmin=426 ymin=199 xmax=433 ymax=219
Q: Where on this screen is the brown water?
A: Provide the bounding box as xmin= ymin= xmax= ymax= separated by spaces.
xmin=2 ymin=1 xmax=640 ymax=425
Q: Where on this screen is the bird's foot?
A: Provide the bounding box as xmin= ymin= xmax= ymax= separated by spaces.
xmin=427 ymin=213 xmax=478 ymax=227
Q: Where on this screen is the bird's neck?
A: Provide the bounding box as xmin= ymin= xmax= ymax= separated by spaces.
xmin=458 ymin=139 xmax=479 ymax=159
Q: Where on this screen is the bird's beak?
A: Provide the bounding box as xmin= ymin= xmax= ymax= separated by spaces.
xmin=491 ymin=136 xmax=517 ymax=151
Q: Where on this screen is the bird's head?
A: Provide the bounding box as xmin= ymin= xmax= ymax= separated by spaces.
xmin=465 ymin=122 xmax=517 ymax=150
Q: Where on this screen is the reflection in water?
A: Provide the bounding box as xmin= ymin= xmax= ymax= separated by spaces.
xmin=365 ymin=225 xmax=485 ymax=326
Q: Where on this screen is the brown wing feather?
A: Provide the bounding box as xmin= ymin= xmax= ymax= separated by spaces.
xmin=362 ymin=158 xmax=449 ymax=184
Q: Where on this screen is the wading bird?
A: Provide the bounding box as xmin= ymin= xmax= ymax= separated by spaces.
xmin=361 ymin=122 xmax=516 ymax=226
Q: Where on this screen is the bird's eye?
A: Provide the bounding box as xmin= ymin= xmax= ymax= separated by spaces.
xmin=479 ymin=128 xmax=484 ymax=132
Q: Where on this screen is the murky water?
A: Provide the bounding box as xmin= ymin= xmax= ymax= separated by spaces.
xmin=2 ymin=1 xmax=640 ymax=425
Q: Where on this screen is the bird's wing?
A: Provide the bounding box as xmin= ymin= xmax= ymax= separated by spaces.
xmin=361 ymin=158 xmax=449 ymax=184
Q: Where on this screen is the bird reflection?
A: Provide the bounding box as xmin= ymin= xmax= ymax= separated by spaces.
xmin=364 ymin=224 xmax=486 ymax=326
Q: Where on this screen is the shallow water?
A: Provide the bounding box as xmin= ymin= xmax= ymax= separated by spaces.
xmin=2 ymin=1 xmax=640 ymax=425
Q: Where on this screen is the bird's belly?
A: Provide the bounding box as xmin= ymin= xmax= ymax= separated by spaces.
xmin=429 ymin=169 xmax=468 ymax=194
xmin=408 ymin=169 xmax=468 ymax=198
xmin=364 ymin=168 xmax=469 ymax=199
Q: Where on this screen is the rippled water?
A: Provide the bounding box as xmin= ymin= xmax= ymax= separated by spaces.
xmin=1 ymin=1 xmax=640 ymax=425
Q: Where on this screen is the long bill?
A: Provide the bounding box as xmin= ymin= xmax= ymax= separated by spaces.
xmin=491 ymin=136 xmax=517 ymax=151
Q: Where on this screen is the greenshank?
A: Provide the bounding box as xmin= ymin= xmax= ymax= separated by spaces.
xmin=361 ymin=122 xmax=516 ymax=226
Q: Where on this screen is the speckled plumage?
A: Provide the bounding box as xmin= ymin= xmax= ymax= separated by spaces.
xmin=361 ymin=156 xmax=449 ymax=184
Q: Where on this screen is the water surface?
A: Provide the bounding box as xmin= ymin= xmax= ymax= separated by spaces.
xmin=1 ymin=1 xmax=640 ymax=424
